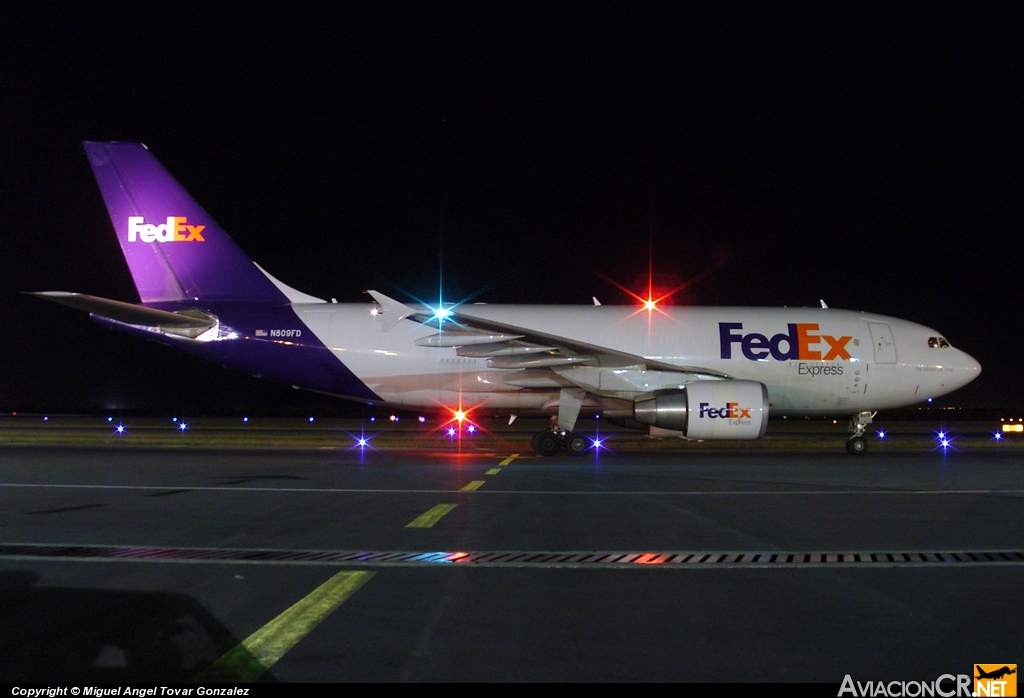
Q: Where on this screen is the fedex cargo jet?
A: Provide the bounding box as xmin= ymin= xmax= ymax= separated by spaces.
xmin=33 ymin=142 xmax=981 ymax=455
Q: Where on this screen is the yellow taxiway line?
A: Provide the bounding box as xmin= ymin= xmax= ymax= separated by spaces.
xmin=406 ymin=503 xmax=457 ymax=528
xmin=194 ymin=570 xmax=374 ymax=682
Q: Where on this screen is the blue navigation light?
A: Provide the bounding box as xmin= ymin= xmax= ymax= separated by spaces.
xmin=107 ymin=416 xmax=113 ymax=422
xmin=937 ymin=431 xmax=946 ymax=439
xmin=994 ymin=432 xmax=1003 ymax=441
xmin=115 ymin=425 xmax=125 ymax=434
xmin=877 ymin=431 xmax=886 ymax=439
xmin=370 ymin=417 xmax=375 ymax=422
xmin=243 ymin=417 xmax=249 ymax=423
xmin=593 ymin=439 xmax=603 ymax=448
xmin=43 ymin=416 xmax=48 ymax=421
xmin=172 ymin=417 xmax=178 ymax=422
xmin=940 ymin=439 xmax=950 ymax=448
xmin=178 ymin=423 xmax=188 ymax=431
xmin=308 ymin=417 xmax=314 ymax=422
xmin=357 ymin=438 xmax=368 ymax=447
xmin=468 ymin=425 xmax=476 ymax=433
xmin=447 ymin=427 xmax=456 ymax=436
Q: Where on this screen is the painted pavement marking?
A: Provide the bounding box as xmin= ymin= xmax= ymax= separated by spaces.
xmin=406 ymin=503 xmax=457 ymax=528
xmin=193 ymin=570 xmax=374 ymax=682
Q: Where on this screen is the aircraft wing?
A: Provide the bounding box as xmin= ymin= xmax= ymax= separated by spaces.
xmin=368 ymin=290 xmax=729 ymax=383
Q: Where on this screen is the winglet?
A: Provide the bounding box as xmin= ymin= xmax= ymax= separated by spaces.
xmin=367 ymin=290 xmax=418 ymax=331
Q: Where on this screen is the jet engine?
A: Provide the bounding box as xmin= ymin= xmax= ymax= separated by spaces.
xmin=633 ymin=379 xmax=769 ymax=440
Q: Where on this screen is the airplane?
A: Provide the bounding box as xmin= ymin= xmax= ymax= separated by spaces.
xmin=976 ymin=666 xmax=1016 ymax=681
xmin=32 ymin=142 xmax=981 ymax=456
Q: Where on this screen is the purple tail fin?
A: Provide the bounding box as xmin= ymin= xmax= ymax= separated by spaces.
xmin=84 ymin=142 xmax=287 ymax=304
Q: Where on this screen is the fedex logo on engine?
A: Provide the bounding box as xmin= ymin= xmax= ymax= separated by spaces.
xmin=720 ymin=322 xmax=852 ymax=361
xmin=127 ymin=216 xmax=206 ymax=243
xmin=699 ymin=402 xmax=752 ymax=419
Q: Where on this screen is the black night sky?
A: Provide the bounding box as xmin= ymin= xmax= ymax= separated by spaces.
xmin=2 ymin=4 xmax=1022 ymax=414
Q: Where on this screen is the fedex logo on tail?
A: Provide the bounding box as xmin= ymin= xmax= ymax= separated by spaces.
xmin=127 ymin=216 xmax=206 ymax=243
xmin=720 ymin=322 xmax=852 ymax=361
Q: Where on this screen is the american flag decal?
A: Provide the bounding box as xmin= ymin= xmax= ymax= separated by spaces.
xmin=255 ymin=329 xmax=267 ymax=337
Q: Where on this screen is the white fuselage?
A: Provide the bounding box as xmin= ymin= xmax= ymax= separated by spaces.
xmin=291 ymin=303 xmax=981 ymax=418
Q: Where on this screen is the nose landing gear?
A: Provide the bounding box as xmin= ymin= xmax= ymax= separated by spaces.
xmin=847 ymin=411 xmax=875 ymax=455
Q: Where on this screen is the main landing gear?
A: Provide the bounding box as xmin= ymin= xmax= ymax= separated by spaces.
xmin=532 ymin=430 xmax=590 ymax=457
xmin=846 ymin=411 xmax=875 ymax=455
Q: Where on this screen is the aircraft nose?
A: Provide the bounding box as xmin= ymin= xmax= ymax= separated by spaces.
xmin=955 ymin=350 xmax=982 ymax=388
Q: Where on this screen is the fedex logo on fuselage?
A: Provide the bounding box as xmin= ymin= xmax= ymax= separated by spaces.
xmin=127 ymin=216 xmax=206 ymax=243
xmin=720 ymin=322 xmax=852 ymax=361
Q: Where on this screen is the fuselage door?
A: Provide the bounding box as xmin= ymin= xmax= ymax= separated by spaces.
xmin=868 ymin=322 xmax=897 ymax=364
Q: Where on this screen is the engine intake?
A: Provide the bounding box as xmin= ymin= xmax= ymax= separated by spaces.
xmin=633 ymin=380 xmax=769 ymax=440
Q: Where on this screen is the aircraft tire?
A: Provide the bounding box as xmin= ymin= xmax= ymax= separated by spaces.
xmin=846 ymin=436 xmax=868 ymax=455
xmin=535 ymin=431 xmax=563 ymax=457
xmin=565 ymin=432 xmax=589 ymax=456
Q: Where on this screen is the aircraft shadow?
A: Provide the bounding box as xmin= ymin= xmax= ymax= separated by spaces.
xmin=0 ymin=570 xmax=274 ymax=682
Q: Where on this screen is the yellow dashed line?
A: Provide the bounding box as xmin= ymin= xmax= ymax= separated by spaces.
xmin=485 ymin=468 xmax=500 ymax=475
xmin=406 ymin=503 xmax=457 ymax=528
xmin=193 ymin=570 xmax=374 ymax=682
xmin=498 ymin=453 xmax=520 ymax=466
xmin=461 ymin=480 xmax=486 ymax=491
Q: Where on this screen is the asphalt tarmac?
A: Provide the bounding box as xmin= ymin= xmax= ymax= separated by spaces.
xmin=1 ymin=443 xmax=1022 ymax=682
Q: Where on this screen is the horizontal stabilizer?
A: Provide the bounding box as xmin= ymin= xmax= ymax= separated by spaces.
xmin=29 ymin=292 xmax=215 ymax=329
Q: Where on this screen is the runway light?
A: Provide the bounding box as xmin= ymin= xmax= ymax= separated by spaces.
xmin=418 ymin=416 xmax=426 ymax=423
xmin=454 ymin=410 xmax=466 ymax=423
xmin=927 ymin=397 xmax=933 ymax=402
xmin=877 ymin=431 xmax=886 ymax=439
xmin=447 ymin=427 xmax=456 ymax=436
xmin=593 ymin=439 xmax=604 ymax=449
xmin=107 ymin=416 xmax=113 ymax=423
xmin=390 ymin=415 xmax=397 ymax=422
xmin=467 ymin=425 xmax=476 ymax=433
xmin=308 ymin=417 xmax=315 ymax=423
xmin=178 ymin=423 xmax=188 ymax=431
xmin=43 ymin=416 xmax=48 ymax=421
xmin=370 ymin=417 xmax=375 ymax=422
xmin=172 ymin=417 xmax=178 ymax=422
xmin=357 ymin=438 xmax=368 ymax=447
xmin=115 ymin=424 xmax=125 ymax=434
xmin=994 ymin=432 xmax=1003 ymax=441
xmin=937 ymin=431 xmax=946 ymax=439
xmin=243 ymin=417 xmax=249 ymax=423
xmin=940 ymin=439 xmax=950 ymax=448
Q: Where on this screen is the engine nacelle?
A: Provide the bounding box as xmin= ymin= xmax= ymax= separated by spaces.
xmin=633 ymin=380 xmax=769 ymax=440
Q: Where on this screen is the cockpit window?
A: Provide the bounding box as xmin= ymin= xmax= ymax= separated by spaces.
xmin=928 ymin=337 xmax=950 ymax=348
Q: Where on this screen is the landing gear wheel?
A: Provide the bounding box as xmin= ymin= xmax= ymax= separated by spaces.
xmin=846 ymin=436 xmax=868 ymax=455
xmin=565 ymin=432 xmax=589 ymax=456
xmin=535 ymin=431 xmax=563 ymax=457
